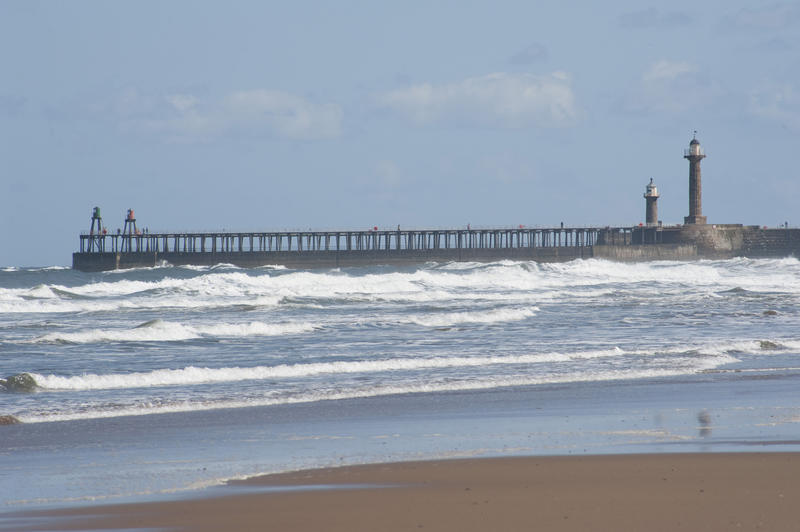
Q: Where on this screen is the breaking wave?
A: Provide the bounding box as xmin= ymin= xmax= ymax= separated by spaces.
xmin=31 ymin=319 xmax=316 ymax=344
xmin=3 ymin=257 xmax=799 ymax=426
xmin=27 ymin=343 xmax=742 ymax=392
xmin=21 ymin=360 xmax=735 ymax=423
xmin=404 ymin=307 xmax=538 ymax=327
xmin=2 ymin=257 xmax=799 ymax=314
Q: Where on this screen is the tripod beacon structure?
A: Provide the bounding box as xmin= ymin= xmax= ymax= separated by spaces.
xmin=87 ymin=206 xmax=106 ymax=251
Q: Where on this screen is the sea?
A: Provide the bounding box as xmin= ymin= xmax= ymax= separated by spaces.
xmin=1 ymin=258 xmax=799 ymax=511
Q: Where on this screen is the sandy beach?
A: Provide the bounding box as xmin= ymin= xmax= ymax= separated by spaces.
xmin=13 ymin=452 xmax=799 ymax=531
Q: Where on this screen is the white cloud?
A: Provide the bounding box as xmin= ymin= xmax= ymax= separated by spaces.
xmin=117 ymin=89 xmax=343 ymax=142
xmin=623 ymin=60 xmax=713 ymax=114
xmin=220 ymin=90 xmax=343 ymax=140
xmin=643 ymin=60 xmax=697 ymax=82
xmin=166 ymin=93 xmax=199 ymax=112
xmin=376 ymin=72 xmax=577 ymax=128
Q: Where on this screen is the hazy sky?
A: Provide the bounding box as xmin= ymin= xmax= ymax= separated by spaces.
xmin=2 ymin=1 xmax=799 ymax=266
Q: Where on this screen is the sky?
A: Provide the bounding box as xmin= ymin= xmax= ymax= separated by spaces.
xmin=1 ymin=1 xmax=799 ymax=266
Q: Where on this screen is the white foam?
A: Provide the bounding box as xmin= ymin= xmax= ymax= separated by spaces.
xmin=20 ymin=361 xmax=735 ymax=423
xmin=26 ymin=346 xmax=671 ymax=391
xmin=0 ymin=265 xmax=68 ymax=272
xmin=3 ymin=257 xmax=799 ymax=314
xmin=31 ymin=319 xmax=316 ymax=344
xmin=26 ymin=284 xmax=59 ymax=299
xmin=34 ymin=321 xmax=200 ymax=343
xmin=658 ymin=338 xmax=800 ymax=357
xmin=404 ymin=307 xmax=538 ymax=327
xmin=198 ymin=321 xmax=316 ymax=337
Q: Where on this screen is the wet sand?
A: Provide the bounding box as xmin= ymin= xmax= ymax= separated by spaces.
xmin=15 ymin=452 xmax=800 ymax=531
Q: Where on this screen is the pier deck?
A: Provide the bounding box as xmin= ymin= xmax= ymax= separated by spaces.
xmin=78 ymin=226 xmax=629 ymax=254
xmin=73 ymin=226 xmax=646 ymax=271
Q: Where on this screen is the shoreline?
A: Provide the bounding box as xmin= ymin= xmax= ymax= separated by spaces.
xmin=4 ymin=363 xmax=800 ymax=516
xmin=10 ymin=452 xmax=800 ymax=531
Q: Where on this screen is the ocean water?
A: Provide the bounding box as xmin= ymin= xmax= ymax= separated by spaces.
xmin=1 ymin=258 xmax=799 ymax=510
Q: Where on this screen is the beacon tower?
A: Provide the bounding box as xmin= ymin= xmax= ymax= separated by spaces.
xmin=683 ymin=134 xmax=707 ymax=225
xmin=644 ymin=178 xmax=659 ymax=226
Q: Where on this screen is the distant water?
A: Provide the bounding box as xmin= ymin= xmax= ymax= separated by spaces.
xmin=1 ymin=258 xmax=799 ymax=509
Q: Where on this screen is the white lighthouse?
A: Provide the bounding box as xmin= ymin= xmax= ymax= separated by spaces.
xmin=644 ymin=178 xmax=659 ymax=226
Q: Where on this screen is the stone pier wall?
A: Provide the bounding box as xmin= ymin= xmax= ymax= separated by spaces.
xmin=592 ymin=244 xmax=698 ymax=261
xmin=741 ymin=228 xmax=800 ymax=257
xmin=72 ymin=227 xmax=800 ymax=272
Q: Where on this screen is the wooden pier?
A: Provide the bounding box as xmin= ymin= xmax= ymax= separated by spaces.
xmin=78 ymin=226 xmax=627 ymax=254
xmin=72 ymin=225 xmax=682 ymax=271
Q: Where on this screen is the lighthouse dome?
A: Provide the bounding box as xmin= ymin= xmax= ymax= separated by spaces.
xmin=645 ymin=178 xmax=659 ymax=197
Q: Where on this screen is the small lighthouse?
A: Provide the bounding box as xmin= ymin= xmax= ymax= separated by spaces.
xmin=683 ymin=133 xmax=707 ymax=225
xmin=644 ymin=178 xmax=659 ymax=226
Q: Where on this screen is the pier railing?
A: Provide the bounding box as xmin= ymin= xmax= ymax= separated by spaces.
xmin=78 ymin=226 xmax=662 ymax=254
